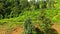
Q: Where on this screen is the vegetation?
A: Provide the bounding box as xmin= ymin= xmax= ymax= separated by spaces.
xmin=0 ymin=0 xmax=60 ymax=34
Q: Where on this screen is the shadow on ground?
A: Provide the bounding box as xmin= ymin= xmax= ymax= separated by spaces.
xmin=35 ymin=28 xmax=44 ymax=34
xmin=47 ymin=28 xmax=58 ymax=34
xmin=35 ymin=28 xmax=58 ymax=34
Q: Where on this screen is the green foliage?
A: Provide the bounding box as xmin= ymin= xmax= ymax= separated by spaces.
xmin=0 ymin=0 xmax=60 ymax=34
xmin=0 ymin=0 xmax=56 ymax=19
xmin=39 ymin=9 xmax=53 ymax=34
xmin=24 ymin=18 xmax=35 ymax=34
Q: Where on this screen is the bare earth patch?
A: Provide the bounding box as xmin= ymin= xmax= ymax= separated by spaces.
xmin=12 ymin=26 xmax=23 ymax=34
xmin=0 ymin=23 xmax=60 ymax=34
xmin=52 ymin=24 xmax=60 ymax=33
xmin=0 ymin=28 xmax=7 ymax=34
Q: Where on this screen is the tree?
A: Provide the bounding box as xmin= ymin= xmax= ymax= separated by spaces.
xmin=47 ymin=0 xmax=55 ymax=8
xmin=0 ymin=0 xmax=22 ymax=19
xmin=34 ymin=0 xmax=40 ymax=9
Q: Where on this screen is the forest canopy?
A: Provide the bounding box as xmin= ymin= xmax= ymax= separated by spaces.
xmin=0 ymin=0 xmax=56 ymax=19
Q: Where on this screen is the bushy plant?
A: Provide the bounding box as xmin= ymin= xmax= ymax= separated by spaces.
xmin=24 ymin=18 xmax=35 ymax=34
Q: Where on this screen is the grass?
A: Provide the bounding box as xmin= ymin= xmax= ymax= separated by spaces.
xmin=0 ymin=8 xmax=60 ymax=34
xmin=0 ymin=8 xmax=60 ymax=26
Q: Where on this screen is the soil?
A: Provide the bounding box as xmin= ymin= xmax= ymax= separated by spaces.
xmin=0 ymin=27 xmax=7 ymax=34
xmin=12 ymin=26 xmax=23 ymax=34
xmin=52 ymin=24 xmax=60 ymax=33
xmin=0 ymin=23 xmax=60 ymax=34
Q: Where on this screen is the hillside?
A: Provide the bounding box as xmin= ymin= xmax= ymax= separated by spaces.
xmin=0 ymin=0 xmax=60 ymax=34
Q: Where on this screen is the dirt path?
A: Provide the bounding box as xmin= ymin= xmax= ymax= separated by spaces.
xmin=0 ymin=28 xmax=7 ymax=34
xmin=52 ymin=24 xmax=60 ymax=33
xmin=0 ymin=23 xmax=60 ymax=34
xmin=0 ymin=26 xmax=24 ymax=34
xmin=12 ymin=26 xmax=23 ymax=34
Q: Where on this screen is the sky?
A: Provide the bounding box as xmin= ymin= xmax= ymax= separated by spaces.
xmin=28 ymin=0 xmax=46 ymax=2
